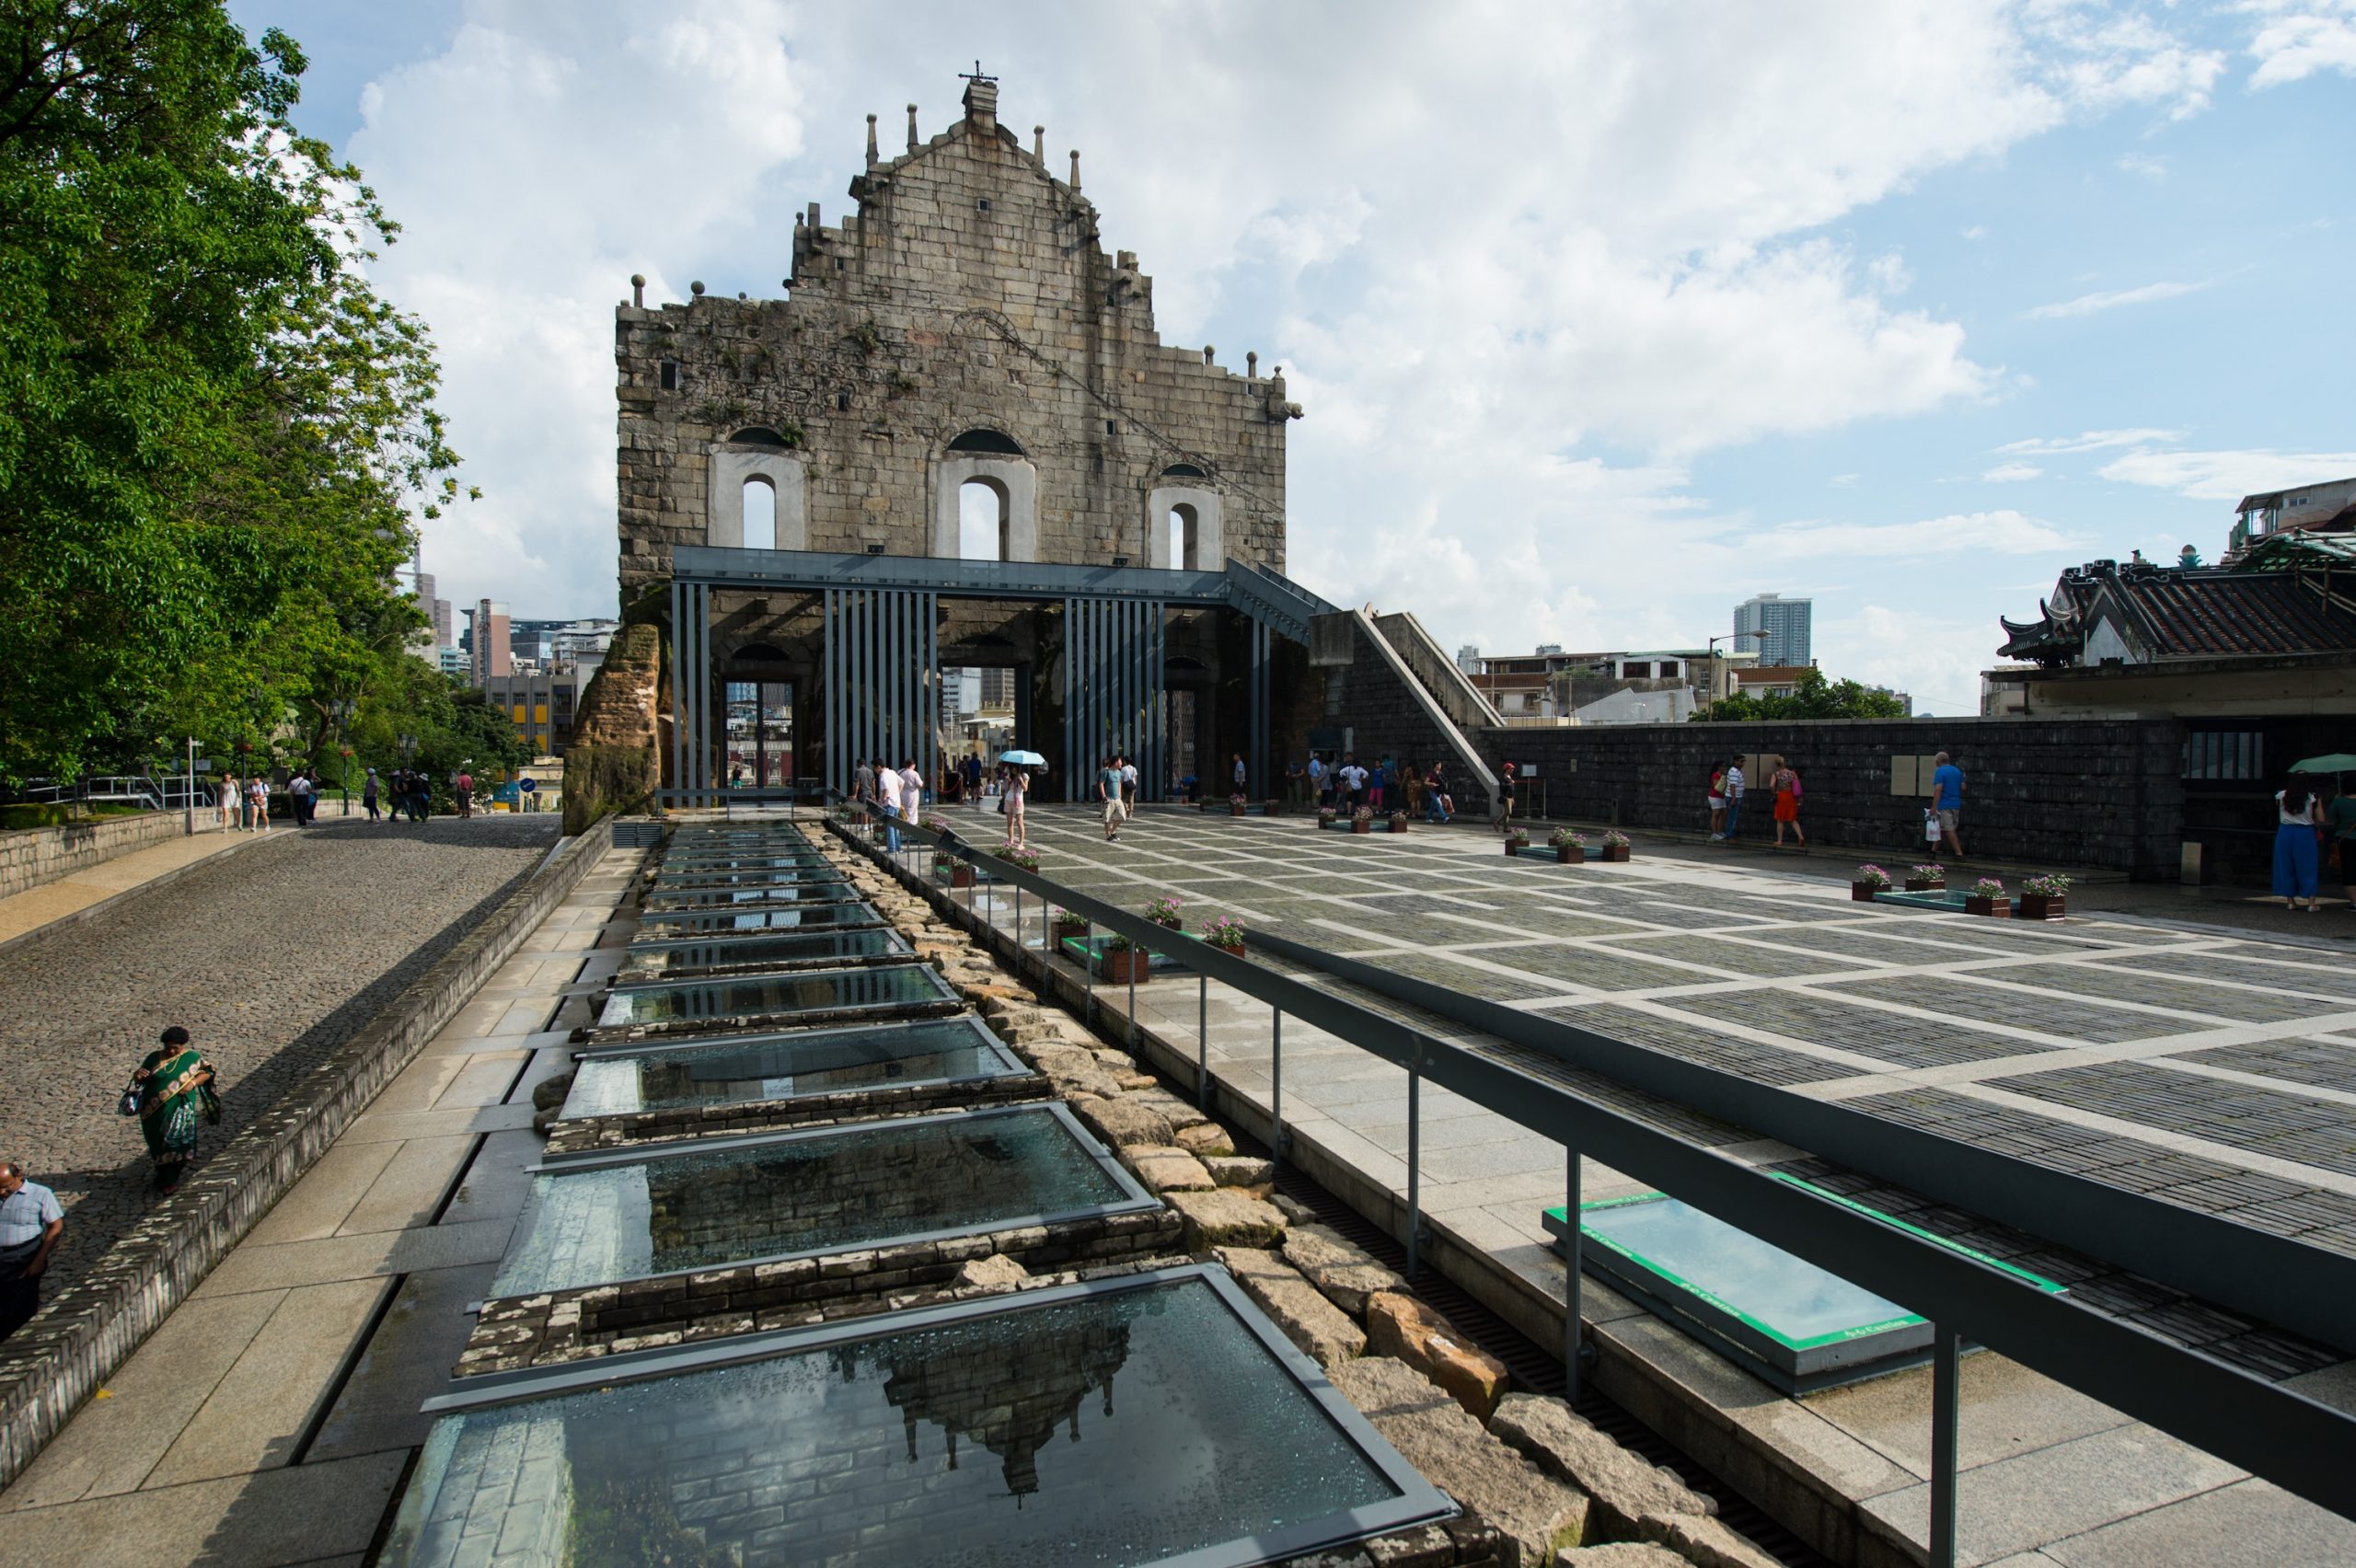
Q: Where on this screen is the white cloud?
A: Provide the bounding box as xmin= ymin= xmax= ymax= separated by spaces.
xmin=326 ymin=0 xmax=2234 ymax=656
xmin=2025 ymin=278 xmax=2205 ymax=318
xmin=1829 ymin=473 xmax=1860 ymax=488
xmin=2246 ymin=2 xmax=2356 ymax=86
xmin=2098 ymin=448 xmax=2356 ymax=500
xmin=1761 ymin=510 xmax=2078 ymax=559
xmin=1819 ymin=604 xmax=1996 ymax=717
xmin=1981 ymin=461 xmax=2045 ymax=481
xmin=1995 ymin=427 xmax=2185 ymax=454
xmin=1960 ymin=224 xmax=1989 ymax=240
xmin=2116 ymin=152 xmax=2169 ymax=180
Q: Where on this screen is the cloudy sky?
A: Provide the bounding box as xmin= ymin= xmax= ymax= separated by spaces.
xmin=229 ymin=0 xmax=2355 ymax=715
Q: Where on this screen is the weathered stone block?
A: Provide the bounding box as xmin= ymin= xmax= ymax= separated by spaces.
xmin=1367 ymin=1292 xmax=1511 ymax=1422
xmin=1173 ymin=1121 xmax=1237 ymax=1157
xmin=1329 ymin=1356 xmax=1589 ymax=1568
xmin=1285 ymin=1223 xmax=1409 ymax=1317
xmin=1214 ymin=1247 xmax=1366 ymax=1368
xmin=1073 ymin=1095 xmax=1173 ymax=1150
xmin=1122 ymin=1144 xmax=1216 ymax=1193
xmin=1164 ymin=1189 xmax=1285 ymax=1250
xmin=1491 ymin=1394 xmax=1713 ymax=1543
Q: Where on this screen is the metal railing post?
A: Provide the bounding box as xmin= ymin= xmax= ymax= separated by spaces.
xmin=1126 ymin=951 xmax=1138 ymax=1047
xmin=1929 ymin=1325 xmax=1960 ymax=1568
xmin=1565 ymin=1147 xmax=1584 ymax=1404
xmin=1196 ymin=974 xmax=1209 ymax=1106
xmin=1084 ymin=923 xmax=1095 ymax=1025
xmin=1270 ymin=1007 xmax=1283 ymax=1176
xmin=1406 ymin=1054 xmax=1422 ymax=1277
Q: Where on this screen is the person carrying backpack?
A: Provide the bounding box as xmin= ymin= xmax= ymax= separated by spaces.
xmin=1771 ymin=762 xmax=1806 ymax=848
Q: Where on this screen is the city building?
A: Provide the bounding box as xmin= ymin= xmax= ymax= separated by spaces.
xmin=435 ymin=646 xmax=469 ymax=679
xmin=1467 ymin=648 xmax=1708 ymax=721
xmin=482 ymin=666 xmax=587 ymax=758
xmin=1734 ymin=593 xmax=1812 ymax=668
xmin=467 ymin=600 xmax=513 ymax=686
xmin=1455 ymin=644 xmax=1481 ymax=674
xmin=509 ymin=617 xmax=621 ymax=672
xmin=2226 ymin=475 xmax=2356 ymax=559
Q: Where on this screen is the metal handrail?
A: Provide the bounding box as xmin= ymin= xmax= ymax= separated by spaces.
xmin=820 ymin=793 xmax=2356 ymax=1530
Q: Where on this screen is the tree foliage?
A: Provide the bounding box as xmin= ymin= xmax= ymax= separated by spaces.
xmin=1692 ymin=667 xmax=1911 ymax=721
xmin=0 ymin=1 xmax=473 ymax=786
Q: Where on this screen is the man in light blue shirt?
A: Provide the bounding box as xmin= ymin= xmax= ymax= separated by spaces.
xmin=0 ymin=1163 xmax=64 ymax=1342
xmin=1929 ymin=751 xmax=1966 ymax=859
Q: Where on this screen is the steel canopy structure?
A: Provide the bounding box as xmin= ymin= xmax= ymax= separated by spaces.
xmin=664 ymin=545 xmax=1332 ymax=806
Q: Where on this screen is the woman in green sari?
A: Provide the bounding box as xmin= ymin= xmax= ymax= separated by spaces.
xmin=126 ymin=1026 xmax=218 ymax=1195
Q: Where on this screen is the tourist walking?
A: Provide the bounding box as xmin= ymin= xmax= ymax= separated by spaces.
xmin=1122 ymin=755 xmax=1138 ymax=808
xmin=1231 ymin=751 xmax=1248 ymax=799
xmin=2275 ymin=778 xmax=2325 ymax=912
xmin=289 ymin=769 xmax=313 ymax=826
xmin=1099 ymin=755 xmax=1128 ymax=841
xmin=0 ymin=1162 xmax=64 ymax=1343
xmin=1307 ymin=754 xmax=1326 ymax=809
xmin=248 ymin=773 xmax=271 ymax=832
xmin=216 ymin=773 xmax=239 ymax=832
xmin=1927 ymin=751 xmax=1964 ymax=859
xmin=1706 ymin=763 xmax=1727 ymax=838
xmin=362 ymin=768 xmax=381 ymax=823
xmin=1496 ymin=760 xmax=1519 ymax=834
xmin=1425 ymin=763 xmax=1454 ymax=824
xmin=1717 ymin=756 xmax=1745 ymax=842
xmin=2328 ymin=781 xmax=2356 ymax=907
xmin=897 ymin=758 xmax=924 ymax=829
xmin=455 ymin=767 xmax=475 ymax=819
xmin=1771 ymin=762 xmax=1806 ymax=848
xmin=1004 ymin=767 xmax=1029 ymax=848
xmin=875 ymin=758 xmax=905 ymax=852
xmin=122 ymin=1026 xmax=218 ymax=1197
xmin=853 ymin=757 xmax=876 ymax=809
xmin=1368 ymin=759 xmax=1388 ymax=813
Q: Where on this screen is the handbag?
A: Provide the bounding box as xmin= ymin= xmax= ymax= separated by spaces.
xmin=200 ymin=1083 xmax=223 ymax=1125
xmin=997 ymin=790 xmax=1009 ymax=815
xmin=117 ymin=1082 xmax=143 ymax=1117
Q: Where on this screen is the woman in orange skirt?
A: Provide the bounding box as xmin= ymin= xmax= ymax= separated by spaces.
xmin=1771 ymin=763 xmax=1806 ymax=848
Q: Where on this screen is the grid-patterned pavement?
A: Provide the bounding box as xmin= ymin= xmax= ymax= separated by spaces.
xmin=939 ymin=801 xmax=2356 ymax=1564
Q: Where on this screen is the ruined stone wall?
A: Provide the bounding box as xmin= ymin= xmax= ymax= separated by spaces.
xmin=615 ymin=77 xmax=1296 ymax=610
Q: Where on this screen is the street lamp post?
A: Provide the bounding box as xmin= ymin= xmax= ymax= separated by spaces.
xmin=329 ymin=698 xmax=356 ymax=815
xmin=1705 ymin=630 xmax=1770 ymax=718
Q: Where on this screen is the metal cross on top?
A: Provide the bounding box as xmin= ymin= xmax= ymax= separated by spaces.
xmin=959 ymin=60 xmax=997 ymax=87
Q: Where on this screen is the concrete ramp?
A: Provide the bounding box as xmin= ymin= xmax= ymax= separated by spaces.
xmin=1341 ymin=608 xmax=1499 ymax=796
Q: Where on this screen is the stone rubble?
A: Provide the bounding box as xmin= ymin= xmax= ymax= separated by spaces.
xmin=1214 ymin=1245 xmax=1368 ymax=1368
xmin=1368 ymin=1291 xmax=1514 ymax=1423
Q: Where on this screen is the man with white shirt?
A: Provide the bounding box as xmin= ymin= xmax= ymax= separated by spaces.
xmin=874 ymin=756 xmax=903 ymax=851
xmin=897 ymin=758 xmax=924 ymax=829
xmin=1717 ymin=756 xmax=1746 ymax=842
xmin=0 ymin=1163 xmax=64 ymax=1343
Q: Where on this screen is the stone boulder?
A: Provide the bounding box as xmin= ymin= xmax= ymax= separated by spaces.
xmin=1366 ymin=1292 xmax=1511 ymax=1422
xmin=1213 ymin=1248 xmax=1366 ymax=1368
xmin=1173 ymin=1121 xmax=1237 ymax=1157
xmin=954 ymin=1254 xmax=1030 ymax=1290
xmin=1284 ymin=1223 xmax=1408 ymax=1317
xmin=1073 ymin=1096 xmax=1174 ymax=1151
xmin=1123 ymin=1144 xmax=1217 ymax=1193
xmin=1164 ymin=1188 xmax=1286 ymax=1250
xmin=1330 ymin=1356 xmax=1589 ymax=1568
xmin=1202 ymin=1154 xmax=1275 ymax=1192
xmin=1491 ymin=1394 xmax=1715 ymax=1542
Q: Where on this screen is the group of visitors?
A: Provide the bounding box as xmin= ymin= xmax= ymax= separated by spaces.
xmin=1706 ymin=755 xmax=1824 ymax=851
xmin=1305 ymin=754 xmax=1458 ymax=824
xmin=364 ymin=767 xmax=440 ymax=823
xmin=852 ymin=755 xmax=927 ymax=852
xmin=2272 ymin=777 xmax=2356 ymax=911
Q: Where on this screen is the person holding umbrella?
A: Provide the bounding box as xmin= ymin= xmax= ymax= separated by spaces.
xmin=2291 ymin=754 xmax=2356 ymax=907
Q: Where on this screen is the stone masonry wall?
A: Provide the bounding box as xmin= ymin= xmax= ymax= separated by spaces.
xmin=1489 ymin=716 xmax=2187 ymax=875
xmin=0 ymin=810 xmax=202 ymax=904
xmin=615 ymin=76 xmax=1296 ymax=608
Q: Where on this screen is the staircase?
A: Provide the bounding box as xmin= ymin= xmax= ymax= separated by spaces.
xmin=1351 ymin=608 xmax=1499 ymax=797
xmin=1221 ymin=560 xmax=1338 ymax=644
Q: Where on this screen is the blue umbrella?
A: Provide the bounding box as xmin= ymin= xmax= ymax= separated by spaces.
xmin=999 ymin=750 xmax=1047 ymax=767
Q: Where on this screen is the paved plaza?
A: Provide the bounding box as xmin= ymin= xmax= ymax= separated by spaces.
xmin=943 ymin=801 xmax=2356 ymax=1565
xmin=0 ymin=816 xmax=560 ymax=1294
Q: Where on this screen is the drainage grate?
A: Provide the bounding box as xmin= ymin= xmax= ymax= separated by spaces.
xmin=1245 ymin=1139 xmax=1834 ymax=1568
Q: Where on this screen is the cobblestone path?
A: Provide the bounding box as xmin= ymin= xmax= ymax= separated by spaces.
xmin=0 ymin=816 xmax=560 ymax=1292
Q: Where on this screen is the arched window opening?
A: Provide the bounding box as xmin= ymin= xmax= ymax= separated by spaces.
xmin=1161 ymin=463 xmax=1207 ymax=479
xmin=948 ymin=428 xmax=1025 ymax=456
xmin=1169 ymin=502 xmax=1201 ymax=571
xmin=960 ymin=478 xmax=1009 ymax=561
xmin=729 ymin=427 xmax=792 ymax=449
xmin=742 ymin=477 xmax=777 ymax=550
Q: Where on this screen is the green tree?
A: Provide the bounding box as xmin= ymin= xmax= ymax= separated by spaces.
xmin=1693 ymin=668 xmax=1911 ymax=721
xmin=0 ymin=2 xmax=468 ymax=786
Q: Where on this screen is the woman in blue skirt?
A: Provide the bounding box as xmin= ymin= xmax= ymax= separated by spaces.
xmin=2274 ymin=780 xmax=2325 ymax=911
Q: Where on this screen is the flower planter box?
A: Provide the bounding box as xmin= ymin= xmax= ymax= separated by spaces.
xmin=1851 ymin=882 xmax=1883 ymax=902
xmin=1351 ymin=818 xmax=1372 ymax=835
xmin=1600 ymin=846 xmax=1631 ymax=863
xmin=1265 ymin=800 xmax=1283 ymax=816
xmin=1054 ymin=926 xmax=1090 ymax=958
xmin=1555 ymin=846 xmax=1587 ymax=864
xmin=1904 ymin=878 xmax=1946 ymax=893
xmin=1102 ymin=947 xmax=1150 ymax=984
xmin=1214 ymin=943 xmax=1246 ymax=960
xmin=1505 ymin=840 xmax=1530 ymax=857
xmin=1387 ymin=818 xmax=1410 ymax=834
xmin=2017 ymin=894 xmax=2066 ymax=921
xmin=1230 ymin=803 xmax=1247 ymax=817
xmin=1964 ymin=896 xmax=2010 ymax=918
xmin=943 ymin=863 xmax=975 ymax=889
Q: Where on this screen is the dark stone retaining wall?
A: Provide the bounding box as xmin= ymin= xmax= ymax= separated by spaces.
xmin=542 ymin=1073 xmax=1051 ymax=1155
xmin=1489 ymin=716 xmax=2186 ymax=875
xmin=0 ymin=824 xmax=619 ymax=1490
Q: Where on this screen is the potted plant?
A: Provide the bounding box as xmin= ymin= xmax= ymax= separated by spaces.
xmin=993 ymin=841 xmax=1039 ymax=872
xmin=1550 ymin=827 xmax=1588 ymax=864
xmin=1199 ymin=914 xmax=1247 ymax=957
xmin=1853 ymin=863 xmax=1891 ymax=901
xmin=1388 ymin=810 xmax=1410 ymax=834
xmin=1052 ymin=909 xmax=1090 ymax=961
xmin=1905 ymin=862 xmax=1946 ymax=893
xmin=2018 ymin=873 xmax=2071 ymax=921
xmin=1265 ymin=797 xmax=1284 ymax=817
xmin=1964 ymin=877 xmax=2009 ymax=917
xmin=1505 ymin=827 xmax=1530 ymax=857
xmin=1229 ymin=791 xmax=1248 ymax=817
xmin=1600 ymin=829 xmax=1632 ymax=863
xmin=1098 ymin=930 xmax=1149 ymax=983
xmin=1317 ymin=806 xmax=1338 ymax=830
xmin=941 ymin=859 xmax=976 ymax=889
xmin=1352 ymin=805 xmax=1374 ymax=835
xmin=1146 ymin=894 xmax=1184 ymax=934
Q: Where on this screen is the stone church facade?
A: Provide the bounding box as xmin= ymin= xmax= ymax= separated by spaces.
xmin=614 ymin=72 xmax=1300 ymax=602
